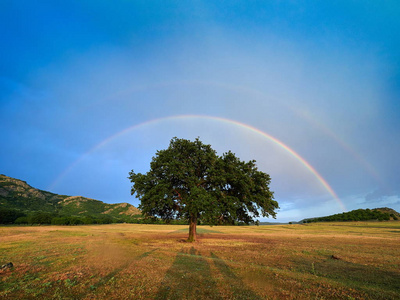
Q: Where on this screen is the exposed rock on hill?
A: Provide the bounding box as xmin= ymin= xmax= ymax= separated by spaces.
xmin=374 ymin=207 xmax=400 ymax=218
xmin=0 ymin=174 xmax=141 ymax=219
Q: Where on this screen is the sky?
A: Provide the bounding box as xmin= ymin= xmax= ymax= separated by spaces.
xmin=1 ymin=1 xmax=399 ymax=222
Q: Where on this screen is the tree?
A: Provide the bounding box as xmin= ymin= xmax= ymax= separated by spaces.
xmin=28 ymin=212 xmax=53 ymax=225
xmin=129 ymin=137 xmax=278 ymax=242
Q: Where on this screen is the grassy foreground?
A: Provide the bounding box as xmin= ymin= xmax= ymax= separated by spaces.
xmin=1 ymin=222 xmax=399 ymax=299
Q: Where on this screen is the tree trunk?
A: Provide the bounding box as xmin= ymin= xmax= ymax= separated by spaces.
xmin=188 ymin=215 xmax=197 ymax=242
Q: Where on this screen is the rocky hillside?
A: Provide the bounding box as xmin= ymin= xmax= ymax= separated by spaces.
xmin=0 ymin=174 xmax=140 ymax=222
xmin=374 ymin=207 xmax=400 ymax=218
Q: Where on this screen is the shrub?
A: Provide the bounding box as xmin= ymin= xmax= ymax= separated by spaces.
xmin=14 ymin=216 xmax=29 ymax=224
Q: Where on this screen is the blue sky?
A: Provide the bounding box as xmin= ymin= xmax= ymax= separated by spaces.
xmin=1 ymin=1 xmax=399 ymax=222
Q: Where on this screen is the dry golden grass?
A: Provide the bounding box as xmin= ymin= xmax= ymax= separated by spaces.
xmin=1 ymin=222 xmax=399 ymax=299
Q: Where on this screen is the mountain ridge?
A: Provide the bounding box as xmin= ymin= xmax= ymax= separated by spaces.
xmin=0 ymin=174 xmax=141 ymax=223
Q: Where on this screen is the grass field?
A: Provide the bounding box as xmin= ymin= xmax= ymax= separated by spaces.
xmin=1 ymin=222 xmax=399 ymax=299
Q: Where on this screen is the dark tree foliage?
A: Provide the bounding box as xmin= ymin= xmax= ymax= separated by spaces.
xmin=129 ymin=137 xmax=278 ymax=242
xmin=0 ymin=210 xmax=134 ymax=225
xmin=0 ymin=208 xmax=26 ymax=224
xmin=28 ymin=212 xmax=53 ymax=225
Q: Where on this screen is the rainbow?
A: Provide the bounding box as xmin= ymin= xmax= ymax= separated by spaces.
xmin=79 ymin=80 xmax=381 ymax=190
xmin=49 ymin=114 xmax=345 ymax=211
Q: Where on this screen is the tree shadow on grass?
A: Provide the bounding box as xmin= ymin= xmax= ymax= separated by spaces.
xmin=137 ymin=248 xmax=159 ymax=259
xmin=91 ymin=248 xmax=159 ymax=290
xmin=156 ymin=247 xmax=222 ymax=300
xmin=211 ymin=252 xmax=261 ymax=300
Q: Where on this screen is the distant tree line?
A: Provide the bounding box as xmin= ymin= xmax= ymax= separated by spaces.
xmin=304 ymin=208 xmax=397 ymax=223
xmin=0 ymin=207 xmax=255 ymax=226
xmin=0 ymin=208 xmax=141 ymax=225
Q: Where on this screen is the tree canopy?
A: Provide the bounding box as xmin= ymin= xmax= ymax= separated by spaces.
xmin=129 ymin=137 xmax=278 ymax=241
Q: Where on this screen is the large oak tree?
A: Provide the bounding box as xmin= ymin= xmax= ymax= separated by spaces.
xmin=129 ymin=137 xmax=278 ymax=242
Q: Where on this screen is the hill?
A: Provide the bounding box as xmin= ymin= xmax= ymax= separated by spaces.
xmin=302 ymin=207 xmax=400 ymax=223
xmin=0 ymin=174 xmax=141 ymax=224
